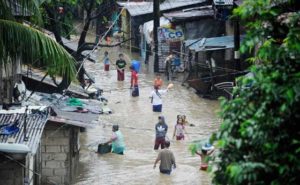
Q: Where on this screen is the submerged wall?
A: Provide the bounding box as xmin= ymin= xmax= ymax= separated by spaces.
xmin=41 ymin=122 xmax=80 ymax=185
xmin=0 ymin=156 xmax=24 ymax=185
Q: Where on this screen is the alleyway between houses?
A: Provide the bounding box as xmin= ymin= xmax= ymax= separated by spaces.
xmin=73 ymin=48 xmax=220 ymax=185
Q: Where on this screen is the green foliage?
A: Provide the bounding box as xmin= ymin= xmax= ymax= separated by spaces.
xmin=212 ymin=0 xmax=300 ymax=184
xmin=0 ymin=0 xmax=76 ymax=81
xmin=0 ymin=19 xmax=76 ymax=79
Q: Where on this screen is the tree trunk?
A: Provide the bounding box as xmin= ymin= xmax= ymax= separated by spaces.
xmin=44 ymin=4 xmax=64 ymax=46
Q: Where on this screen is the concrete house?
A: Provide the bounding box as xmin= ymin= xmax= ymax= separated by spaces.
xmin=0 ymin=106 xmax=49 ymax=185
xmin=27 ymin=92 xmax=99 ymax=185
xmin=41 ymin=110 xmax=98 ymax=185
xmin=41 ymin=118 xmax=84 ymax=185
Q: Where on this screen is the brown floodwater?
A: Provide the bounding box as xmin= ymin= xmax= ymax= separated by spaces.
xmin=73 ymin=49 xmax=220 ymax=185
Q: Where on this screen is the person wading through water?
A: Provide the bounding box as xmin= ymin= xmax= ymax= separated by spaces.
xmin=103 ymin=51 xmax=110 ymax=71
xmin=105 ymin=125 xmax=125 ymax=155
xmin=115 ymin=53 xmax=127 ymax=81
xmin=130 ymin=66 xmax=139 ymax=97
xmin=195 ymin=143 xmax=215 ymax=170
xmin=154 ymin=116 xmax=168 ymax=150
xmin=150 ymin=84 xmax=173 ymax=112
xmin=153 ymin=74 xmax=163 ymax=89
xmin=153 ymin=140 xmax=176 ymax=175
xmin=172 ymin=117 xmax=188 ymax=141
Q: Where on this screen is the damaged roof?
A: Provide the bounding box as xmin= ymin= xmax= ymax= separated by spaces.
xmin=0 ymin=106 xmax=49 ymax=154
xmin=117 ymin=0 xmax=208 ymax=17
xmin=28 ymin=92 xmax=101 ymax=128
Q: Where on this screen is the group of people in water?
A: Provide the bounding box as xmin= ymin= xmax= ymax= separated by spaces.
xmin=100 ymin=51 xmax=215 ymax=175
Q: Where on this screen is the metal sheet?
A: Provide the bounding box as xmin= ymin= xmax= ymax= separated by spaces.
xmin=117 ymin=0 xmax=207 ymax=17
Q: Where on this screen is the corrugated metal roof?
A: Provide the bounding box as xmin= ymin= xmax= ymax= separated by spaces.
xmin=117 ymin=0 xmax=207 ymax=17
xmin=0 ymin=106 xmax=49 ymax=154
xmin=28 ymin=92 xmax=99 ymax=128
xmin=213 ymin=0 xmax=234 ymax=6
xmin=185 ymin=35 xmax=244 ymax=52
xmin=164 ymin=8 xmax=214 ymax=22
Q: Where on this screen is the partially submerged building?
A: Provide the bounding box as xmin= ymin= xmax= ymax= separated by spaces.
xmin=184 ymin=35 xmax=248 ymax=98
xmin=0 ymin=106 xmax=49 ymax=185
xmin=27 ymin=92 xmax=101 ymax=185
xmin=141 ymin=5 xmax=226 ymax=72
xmin=117 ymin=0 xmax=208 ymax=52
xmin=0 ymin=88 xmax=101 ymax=185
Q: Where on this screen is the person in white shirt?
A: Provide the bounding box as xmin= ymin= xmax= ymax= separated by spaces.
xmin=150 ymin=84 xmax=173 ymax=112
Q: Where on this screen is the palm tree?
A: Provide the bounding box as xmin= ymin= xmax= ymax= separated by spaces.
xmin=0 ymin=0 xmax=76 ymax=104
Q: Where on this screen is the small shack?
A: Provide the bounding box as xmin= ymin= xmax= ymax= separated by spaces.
xmin=184 ymin=35 xmax=248 ymax=98
xmin=40 ymin=117 xmax=95 ymax=185
xmin=0 ymin=106 xmax=49 ymax=185
xmin=26 ymin=92 xmax=99 ymax=184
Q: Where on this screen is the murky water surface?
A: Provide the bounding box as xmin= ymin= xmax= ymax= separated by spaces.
xmin=74 ymin=49 xmax=220 ymax=185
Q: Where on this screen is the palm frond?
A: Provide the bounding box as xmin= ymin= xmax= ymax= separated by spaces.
xmin=0 ymin=19 xmax=76 ymax=81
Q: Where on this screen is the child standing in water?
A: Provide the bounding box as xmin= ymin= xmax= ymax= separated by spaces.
xmin=195 ymin=144 xmax=215 ymax=171
xmin=103 ymin=51 xmax=110 ymax=71
xmin=116 ymin=53 xmax=127 ymax=81
xmin=182 ymin=115 xmax=190 ymax=126
xmin=173 ymin=118 xmax=187 ymax=140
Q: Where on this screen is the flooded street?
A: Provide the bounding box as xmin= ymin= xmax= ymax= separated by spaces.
xmin=74 ymin=50 xmax=220 ymax=185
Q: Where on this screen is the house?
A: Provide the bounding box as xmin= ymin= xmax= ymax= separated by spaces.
xmin=117 ymin=0 xmax=209 ymax=52
xmin=26 ymin=92 xmax=100 ymax=185
xmin=184 ymin=35 xmax=249 ymax=98
xmin=141 ymin=5 xmax=225 ymax=72
xmin=40 ymin=116 xmax=95 ymax=185
xmin=0 ymin=80 xmax=101 ymax=185
xmin=0 ymin=106 xmax=49 ymax=185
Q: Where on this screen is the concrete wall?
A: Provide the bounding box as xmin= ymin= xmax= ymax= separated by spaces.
xmin=41 ymin=122 xmax=80 ymax=185
xmin=0 ymin=156 xmax=24 ymax=185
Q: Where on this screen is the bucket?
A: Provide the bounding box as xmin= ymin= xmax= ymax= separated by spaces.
xmin=97 ymin=143 xmax=112 ymax=154
xmin=131 ymin=60 xmax=141 ymax=73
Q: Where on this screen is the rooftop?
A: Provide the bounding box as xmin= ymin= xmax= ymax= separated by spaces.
xmin=163 ymin=6 xmax=214 ymax=22
xmin=213 ymin=0 xmax=234 ymax=6
xmin=0 ymin=106 xmax=49 ymax=154
xmin=185 ymin=35 xmax=244 ymax=52
xmin=28 ymin=92 xmax=100 ymax=128
xmin=117 ymin=0 xmax=207 ymax=17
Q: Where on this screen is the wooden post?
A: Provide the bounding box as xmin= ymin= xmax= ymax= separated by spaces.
xmin=153 ymin=0 xmax=160 ymax=72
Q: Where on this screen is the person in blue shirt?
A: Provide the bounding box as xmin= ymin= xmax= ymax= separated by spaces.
xmin=106 ymin=125 xmax=125 ymax=155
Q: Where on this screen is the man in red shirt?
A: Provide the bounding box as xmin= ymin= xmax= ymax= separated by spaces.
xmin=130 ymin=66 xmax=139 ymax=97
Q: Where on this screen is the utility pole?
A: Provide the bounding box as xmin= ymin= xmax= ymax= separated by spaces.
xmin=153 ymin=0 xmax=160 ymax=73
xmin=234 ymin=18 xmax=241 ymax=73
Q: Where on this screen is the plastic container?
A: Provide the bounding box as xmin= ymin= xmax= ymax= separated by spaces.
xmin=172 ymin=58 xmax=181 ymax=66
xmin=131 ymin=60 xmax=141 ymax=73
xmin=97 ymin=143 xmax=112 ymax=154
